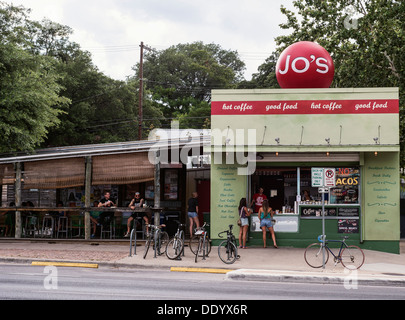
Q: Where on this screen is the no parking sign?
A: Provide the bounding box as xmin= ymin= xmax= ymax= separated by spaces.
xmin=324 ymin=168 xmax=336 ymax=187
xmin=311 ymin=168 xmax=336 ymax=187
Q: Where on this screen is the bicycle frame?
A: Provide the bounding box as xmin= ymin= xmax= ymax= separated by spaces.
xmin=172 ymin=223 xmax=185 ymax=258
xmin=145 ymin=224 xmax=166 ymax=258
xmin=195 ymin=223 xmax=209 ymax=262
xmin=318 ymin=235 xmax=348 ymax=264
xmin=217 ymin=225 xmax=240 ymax=264
xmin=200 ymin=230 xmax=208 ymax=260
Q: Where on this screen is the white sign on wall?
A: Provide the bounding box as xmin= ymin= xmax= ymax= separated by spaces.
xmin=311 ymin=168 xmax=324 ymax=187
xmin=323 ymin=168 xmax=336 ymax=187
xmin=312 ymin=168 xmax=336 ymax=187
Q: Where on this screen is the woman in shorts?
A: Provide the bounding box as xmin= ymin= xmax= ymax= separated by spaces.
xmin=238 ymin=198 xmax=251 ymax=249
xmin=258 ymin=199 xmax=278 ymax=248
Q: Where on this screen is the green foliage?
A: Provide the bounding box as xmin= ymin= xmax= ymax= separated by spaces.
xmin=138 ymin=41 xmax=245 ymax=129
xmin=274 ymin=0 xmax=405 ymax=164
xmin=0 ymin=3 xmax=69 ymax=153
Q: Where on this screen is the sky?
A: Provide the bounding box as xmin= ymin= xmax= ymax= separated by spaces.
xmin=9 ymin=0 xmax=294 ymax=81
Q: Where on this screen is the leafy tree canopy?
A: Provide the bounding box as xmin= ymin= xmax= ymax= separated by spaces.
xmin=274 ymin=0 xmax=404 ymax=164
xmin=0 ymin=2 xmax=69 ymax=153
xmin=135 ymin=41 xmax=245 ymax=129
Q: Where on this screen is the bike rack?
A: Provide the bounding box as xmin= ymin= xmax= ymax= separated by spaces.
xmin=129 ymin=228 xmax=137 ymax=256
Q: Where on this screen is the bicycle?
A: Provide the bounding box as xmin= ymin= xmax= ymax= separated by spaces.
xmin=218 ymin=224 xmax=240 ymax=264
xmin=189 ymin=222 xmax=211 ymax=263
xmin=143 ymin=224 xmax=169 ymax=259
xmin=304 ymin=235 xmax=365 ymax=270
xmin=165 ymin=221 xmax=185 ymax=260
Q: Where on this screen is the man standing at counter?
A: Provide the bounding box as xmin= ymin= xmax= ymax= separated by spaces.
xmin=251 ymin=188 xmax=267 ymax=212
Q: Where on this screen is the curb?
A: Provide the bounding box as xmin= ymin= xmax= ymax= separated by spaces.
xmin=225 ymin=269 xmax=405 ymax=287
xmin=171 ymin=267 xmax=234 ymax=274
xmin=31 ymin=261 xmax=99 ymax=269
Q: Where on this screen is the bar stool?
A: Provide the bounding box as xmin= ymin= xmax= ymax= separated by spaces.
xmin=134 ymin=216 xmax=145 ymax=240
xmin=100 ymin=218 xmax=115 ymax=239
xmin=57 ymin=216 xmax=69 ymax=239
xmin=42 ymin=215 xmax=55 ymax=238
xmin=25 ymin=215 xmax=40 ymax=238
xmin=69 ymin=214 xmax=83 ymax=238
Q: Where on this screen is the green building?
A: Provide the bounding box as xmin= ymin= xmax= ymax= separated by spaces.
xmin=209 ymin=88 xmax=400 ymax=254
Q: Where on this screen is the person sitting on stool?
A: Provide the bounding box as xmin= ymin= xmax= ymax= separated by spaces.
xmin=125 ymin=192 xmax=149 ymax=237
xmin=98 ymin=191 xmax=115 ymax=227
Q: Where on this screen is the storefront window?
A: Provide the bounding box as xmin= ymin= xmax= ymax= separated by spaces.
xmin=329 ymin=168 xmax=360 ymax=204
xmin=164 ymin=169 xmax=178 ymax=200
xmin=251 ymin=166 xmax=360 ymax=213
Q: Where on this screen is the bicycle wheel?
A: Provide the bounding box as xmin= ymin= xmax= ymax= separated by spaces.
xmin=166 ymin=237 xmax=184 ymax=260
xmin=157 ymin=231 xmax=170 ymax=256
xmin=189 ymin=235 xmax=212 ymax=255
xmin=143 ymin=236 xmax=152 ymax=259
xmin=195 ymin=237 xmax=202 ymax=263
xmin=304 ymin=243 xmax=329 ymax=268
xmin=218 ymin=240 xmax=238 ymax=264
xmin=205 ymin=236 xmax=211 ymax=256
xmin=189 ymin=235 xmax=200 ymax=255
xmin=341 ymin=245 xmax=365 ymax=270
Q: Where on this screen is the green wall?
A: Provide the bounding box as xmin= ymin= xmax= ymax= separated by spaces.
xmin=363 ymin=152 xmax=400 ymax=241
xmin=210 ymin=161 xmax=246 ymax=240
xmin=209 ymin=88 xmax=400 ymax=254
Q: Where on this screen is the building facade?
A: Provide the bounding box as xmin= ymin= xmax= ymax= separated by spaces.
xmin=209 ymin=88 xmax=400 ymax=253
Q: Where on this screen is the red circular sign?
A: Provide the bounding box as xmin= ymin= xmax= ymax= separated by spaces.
xmin=276 ymin=41 xmax=335 ymax=89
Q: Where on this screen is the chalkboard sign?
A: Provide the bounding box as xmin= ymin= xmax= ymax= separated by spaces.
xmin=338 ymin=207 xmax=360 ymax=217
xmin=301 ymin=207 xmax=336 ymax=217
xmin=338 ymin=219 xmax=359 ymax=233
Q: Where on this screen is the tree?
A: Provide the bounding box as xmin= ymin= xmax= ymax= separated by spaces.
xmin=136 ymin=42 xmax=245 ymax=128
xmin=25 ymin=15 xmax=163 ymax=145
xmin=0 ymin=3 xmax=69 ymax=153
xmin=275 ymin=0 xmax=405 ymax=164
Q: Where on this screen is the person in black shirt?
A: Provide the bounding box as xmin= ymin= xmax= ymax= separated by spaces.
xmin=187 ymin=192 xmax=200 ymax=237
xmin=98 ymin=191 xmax=116 ymax=208
xmin=125 ymin=192 xmax=148 ymax=237
xmin=98 ymin=191 xmax=116 ymax=227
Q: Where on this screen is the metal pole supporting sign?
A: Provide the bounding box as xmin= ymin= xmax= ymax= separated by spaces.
xmin=312 ymin=168 xmax=335 ymax=270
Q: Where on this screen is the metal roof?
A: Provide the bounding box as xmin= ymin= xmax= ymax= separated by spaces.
xmin=0 ymin=133 xmax=211 ymax=164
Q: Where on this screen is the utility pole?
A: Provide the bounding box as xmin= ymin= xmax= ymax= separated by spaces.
xmin=138 ymin=42 xmax=153 ymax=140
xmin=138 ymin=42 xmax=144 ymax=140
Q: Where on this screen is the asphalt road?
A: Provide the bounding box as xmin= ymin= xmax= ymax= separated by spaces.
xmin=1 ymin=264 xmax=405 ymax=301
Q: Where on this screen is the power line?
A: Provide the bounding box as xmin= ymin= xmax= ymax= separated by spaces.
xmin=81 ymin=44 xmax=274 ymax=61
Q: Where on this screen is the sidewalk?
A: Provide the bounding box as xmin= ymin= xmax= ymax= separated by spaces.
xmin=1 ymin=239 xmax=405 ymax=286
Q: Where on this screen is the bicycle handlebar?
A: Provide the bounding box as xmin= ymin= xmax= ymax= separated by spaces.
xmin=218 ymin=230 xmax=227 ymax=238
xmin=318 ymin=235 xmax=325 ymax=243
xmin=218 ymin=225 xmax=234 ymax=238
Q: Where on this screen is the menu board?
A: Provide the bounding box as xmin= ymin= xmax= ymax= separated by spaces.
xmin=338 ymin=219 xmax=359 ymax=234
xmin=301 ymin=207 xmax=337 ymax=217
xmin=301 ymin=206 xmax=360 ymax=218
xmin=338 ymin=207 xmax=359 ymax=217
xmin=363 ymin=153 xmax=400 ymax=240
